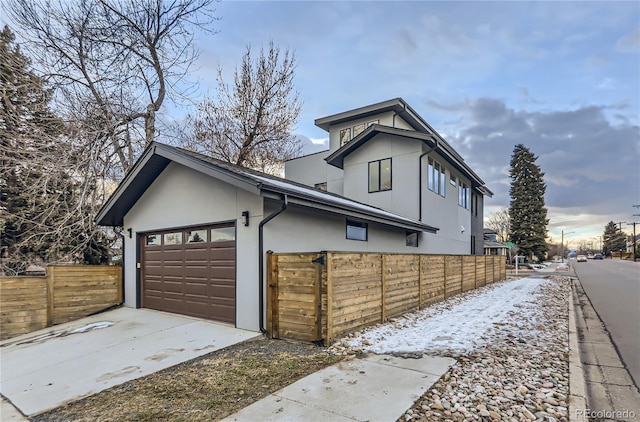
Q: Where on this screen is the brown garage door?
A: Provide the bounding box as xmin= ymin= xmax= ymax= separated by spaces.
xmin=141 ymin=224 xmax=236 ymax=324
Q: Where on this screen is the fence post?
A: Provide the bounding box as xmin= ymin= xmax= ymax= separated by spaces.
xmin=443 ymin=256 xmax=448 ymax=299
xmin=46 ymin=266 xmax=54 ymax=327
xmin=266 ymin=252 xmax=277 ymax=339
xmin=418 ymin=255 xmax=423 ymax=309
xmin=381 ymin=254 xmax=386 ymax=322
xmin=326 ymin=252 xmax=333 ymax=344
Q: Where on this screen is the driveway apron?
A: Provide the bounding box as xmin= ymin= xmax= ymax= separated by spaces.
xmin=0 ymin=307 xmax=258 ymax=417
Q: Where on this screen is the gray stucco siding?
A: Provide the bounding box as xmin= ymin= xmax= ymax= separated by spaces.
xmin=262 ymin=201 xmax=427 ymax=254
xmin=122 ymin=162 xmax=263 ymax=331
xmin=342 ymin=134 xmax=421 ymax=221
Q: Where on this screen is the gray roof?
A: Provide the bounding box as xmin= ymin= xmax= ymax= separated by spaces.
xmin=315 ymin=98 xmax=432 ymax=133
xmin=95 ymin=142 xmax=438 ymax=233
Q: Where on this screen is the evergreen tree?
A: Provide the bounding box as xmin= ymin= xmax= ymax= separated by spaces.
xmin=602 ymin=221 xmax=626 ymax=257
xmin=508 ymin=144 xmax=549 ymax=262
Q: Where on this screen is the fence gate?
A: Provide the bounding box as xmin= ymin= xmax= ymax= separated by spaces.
xmin=267 ymin=253 xmax=323 ymax=342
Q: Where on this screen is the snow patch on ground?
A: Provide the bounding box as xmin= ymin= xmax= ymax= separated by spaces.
xmin=343 ymin=277 xmax=549 ymax=354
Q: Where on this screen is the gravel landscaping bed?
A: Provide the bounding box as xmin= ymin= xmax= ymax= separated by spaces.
xmin=330 ymin=276 xmax=572 ymax=422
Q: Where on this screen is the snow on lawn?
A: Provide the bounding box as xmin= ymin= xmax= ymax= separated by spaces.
xmin=343 ymin=277 xmax=550 ymax=355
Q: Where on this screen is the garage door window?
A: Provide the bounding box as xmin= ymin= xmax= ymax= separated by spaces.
xmin=187 ymin=229 xmax=207 ymax=243
xmin=211 ymin=226 xmax=235 ymax=242
xmin=163 ymin=232 xmax=182 ymax=245
xmin=146 ymin=234 xmax=161 ymax=246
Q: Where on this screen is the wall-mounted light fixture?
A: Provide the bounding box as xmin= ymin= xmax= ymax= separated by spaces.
xmin=127 ymin=228 xmax=132 ymax=238
xmin=460 ymin=225 xmax=466 ymax=233
xmin=242 ymin=211 xmax=250 ymax=227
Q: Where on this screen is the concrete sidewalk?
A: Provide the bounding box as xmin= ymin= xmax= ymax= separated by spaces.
xmin=0 ymin=308 xmax=258 ymax=418
xmin=222 ymin=354 xmax=455 ymax=422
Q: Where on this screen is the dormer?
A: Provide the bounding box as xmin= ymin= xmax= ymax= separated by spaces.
xmin=314 ymin=98 xmax=435 ymax=152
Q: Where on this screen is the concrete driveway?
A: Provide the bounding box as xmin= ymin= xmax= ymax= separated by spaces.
xmin=0 ymin=307 xmax=259 ymax=418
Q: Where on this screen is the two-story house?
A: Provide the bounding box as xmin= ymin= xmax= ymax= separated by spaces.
xmin=96 ymin=98 xmax=492 ymax=333
xmin=286 ymin=98 xmax=492 ymax=255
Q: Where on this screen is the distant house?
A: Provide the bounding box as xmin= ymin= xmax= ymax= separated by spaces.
xmin=483 ymin=229 xmax=508 ymax=257
xmin=96 ymin=98 xmax=492 ymax=333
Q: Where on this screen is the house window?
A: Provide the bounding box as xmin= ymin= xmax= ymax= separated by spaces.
xmin=450 ymin=175 xmax=457 ymax=186
xmin=471 ymin=193 xmax=478 ymax=216
xmin=368 ymin=158 xmax=392 ymax=192
xmin=340 ymin=128 xmax=351 ymax=146
xmin=314 ymin=182 xmax=327 ymax=191
xmin=346 ymin=220 xmax=368 ymax=241
xmin=458 ymin=182 xmax=470 ymax=209
xmin=427 ymin=158 xmax=446 ymax=197
xmin=406 ymin=231 xmax=419 ymax=247
xmin=353 ymin=123 xmax=365 ymax=137
xmin=471 ymin=235 xmax=476 ymax=254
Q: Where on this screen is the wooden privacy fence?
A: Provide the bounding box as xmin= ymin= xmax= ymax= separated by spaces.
xmin=0 ymin=265 xmax=122 ymax=340
xmin=267 ymin=253 xmax=506 ymax=344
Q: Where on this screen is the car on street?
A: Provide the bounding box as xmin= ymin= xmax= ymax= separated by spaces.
xmin=594 ymin=253 xmax=603 ymax=259
xmin=577 ymin=255 xmax=587 ymax=262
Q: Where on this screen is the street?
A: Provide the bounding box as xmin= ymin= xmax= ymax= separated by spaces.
xmin=572 ymin=258 xmax=640 ymax=388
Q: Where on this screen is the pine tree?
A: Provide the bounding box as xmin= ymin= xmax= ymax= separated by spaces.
xmin=508 ymin=144 xmax=549 ymax=262
xmin=602 ymin=221 xmax=626 ymax=257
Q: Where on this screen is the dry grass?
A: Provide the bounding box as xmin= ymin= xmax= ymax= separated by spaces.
xmin=31 ymin=338 xmax=342 ymax=422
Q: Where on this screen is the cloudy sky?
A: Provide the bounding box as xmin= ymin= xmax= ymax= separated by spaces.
xmin=193 ymin=1 xmax=639 ymax=248
xmin=5 ymin=1 xmax=639 ymax=248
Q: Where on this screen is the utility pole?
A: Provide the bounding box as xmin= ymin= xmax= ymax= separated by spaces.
xmin=631 ymin=204 xmax=640 ymax=262
xmin=628 ymin=222 xmax=638 ymax=263
xmin=561 ymin=229 xmax=574 ymax=263
xmin=617 ymin=221 xmax=627 ymax=260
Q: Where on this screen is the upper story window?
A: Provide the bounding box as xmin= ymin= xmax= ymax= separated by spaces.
xmin=314 ymin=182 xmax=327 ymax=191
xmin=458 ymin=182 xmax=470 ymax=209
xmin=369 ymin=158 xmax=392 ymax=192
xmin=353 ymin=123 xmax=365 ymax=137
xmin=346 ymin=219 xmax=368 ymax=241
xmin=471 ymin=193 xmax=479 ymax=216
xmin=340 ymin=128 xmax=351 ymax=146
xmin=428 ymin=158 xmax=446 ymax=197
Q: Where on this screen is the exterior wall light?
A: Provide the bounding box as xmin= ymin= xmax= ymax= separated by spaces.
xmin=242 ymin=211 xmax=250 ymax=227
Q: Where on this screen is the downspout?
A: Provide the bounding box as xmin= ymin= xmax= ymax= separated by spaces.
xmin=418 ymin=139 xmax=439 ymax=221
xmin=258 ymin=194 xmax=288 ymax=334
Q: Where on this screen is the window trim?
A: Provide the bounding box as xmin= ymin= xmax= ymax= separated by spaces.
xmin=368 ymin=158 xmax=392 ymax=193
xmin=346 ymin=219 xmax=368 ymax=241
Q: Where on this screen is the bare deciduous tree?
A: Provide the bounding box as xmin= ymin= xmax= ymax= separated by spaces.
xmin=486 ymin=207 xmax=510 ymax=243
xmin=188 ymin=41 xmax=302 ymax=172
xmin=7 ymin=0 xmax=217 ymax=176
xmin=1 ymin=26 xmax=109 ymax=274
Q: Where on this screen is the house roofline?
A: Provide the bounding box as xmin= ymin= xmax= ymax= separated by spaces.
xmin=324 ymin=125 xmax=488 ymax=188
xmin=96 ymin=142 xmax=438 ymax=233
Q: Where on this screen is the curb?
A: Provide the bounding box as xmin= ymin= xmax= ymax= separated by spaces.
xmin=568 ymin=278 xmax=588 ymax=421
